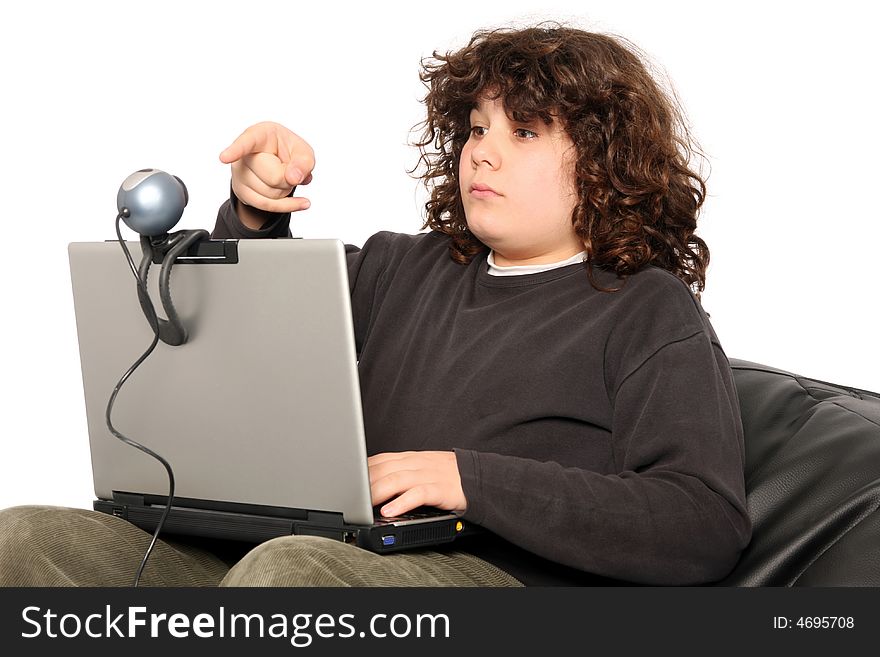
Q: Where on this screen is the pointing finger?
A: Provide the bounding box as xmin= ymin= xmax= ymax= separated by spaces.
xmin=219 ymin=131 xmax=258 ymax=164
xmin=219 ymin=122 xmax=283 ymax=164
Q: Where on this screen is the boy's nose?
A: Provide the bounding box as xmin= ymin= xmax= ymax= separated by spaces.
xmin=470 ymin=137 xmax=500 ymax=169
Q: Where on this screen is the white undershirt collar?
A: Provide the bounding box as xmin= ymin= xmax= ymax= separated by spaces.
xmin=486 ymin=250 xmax=587 ymax=277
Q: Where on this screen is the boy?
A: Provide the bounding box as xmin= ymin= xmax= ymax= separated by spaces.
xmin=0 ymin=24 xmax=750 ymax=587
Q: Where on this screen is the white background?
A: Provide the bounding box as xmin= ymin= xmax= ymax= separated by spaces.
xmin=0 ymin=0 xmax=877 ymax=511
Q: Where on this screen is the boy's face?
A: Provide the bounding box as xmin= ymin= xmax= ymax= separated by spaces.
xmin=459 ymin=96 xmax=583 ymax=266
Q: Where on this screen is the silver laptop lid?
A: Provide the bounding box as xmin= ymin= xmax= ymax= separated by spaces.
xmin=68 ymin=238 xmax=375 ymax=526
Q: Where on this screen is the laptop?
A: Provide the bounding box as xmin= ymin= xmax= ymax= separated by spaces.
xmin=67 ymin=237 xmax=468 ymax=553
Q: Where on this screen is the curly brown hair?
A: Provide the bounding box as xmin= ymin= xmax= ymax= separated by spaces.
xmin=413 ymin=24 xmax=710 ymax=294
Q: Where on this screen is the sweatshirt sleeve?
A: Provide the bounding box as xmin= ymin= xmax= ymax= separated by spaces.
xmin=211 ymin=188 xmax=293 ymax=239
xmin=455 ymin=330 xmax=752 ymax=585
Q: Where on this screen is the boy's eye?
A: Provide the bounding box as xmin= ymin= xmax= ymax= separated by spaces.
xmin=514 ymin=128 xmax=537 ymax=139
xmin=470 ymin=126 xmax=487 ymax=137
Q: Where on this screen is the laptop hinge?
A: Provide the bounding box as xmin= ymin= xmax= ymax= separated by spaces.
xmin=303 ymin=510 xmax=345 ymax=527
xmin=292 ymin=510 xmax=349 ymax=542
xmin=112 ymin=491 xmax=146 ymax=506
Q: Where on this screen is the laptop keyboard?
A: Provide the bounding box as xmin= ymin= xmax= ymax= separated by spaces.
xmin=372 ymin=506 xmax=450 ymax=524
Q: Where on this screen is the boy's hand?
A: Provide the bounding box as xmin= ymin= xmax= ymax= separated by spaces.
xmin=220 ymin=121 xmax=315 ymax=217
xmin=368 ymin=451 xmax=467 ymax=517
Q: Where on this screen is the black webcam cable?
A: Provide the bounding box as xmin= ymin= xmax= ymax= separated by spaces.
xmin=106 ymin=213 xmax=176 ymax=587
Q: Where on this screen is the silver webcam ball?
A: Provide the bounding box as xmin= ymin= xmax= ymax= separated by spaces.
xmin=117 ymin=169 xmax=189 ymax=236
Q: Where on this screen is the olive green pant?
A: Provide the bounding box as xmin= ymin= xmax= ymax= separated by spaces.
xmin=0 ymin=506 xmax=521 ymax=587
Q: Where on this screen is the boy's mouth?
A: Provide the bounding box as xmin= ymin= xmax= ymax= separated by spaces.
xmin=470 ymin=183 xmax=501 ymax=197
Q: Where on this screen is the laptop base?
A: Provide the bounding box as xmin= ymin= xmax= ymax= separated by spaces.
xmin=95 ymin=494 xmax=467 ymax=554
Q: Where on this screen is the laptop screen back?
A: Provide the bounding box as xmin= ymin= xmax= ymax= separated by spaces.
xmin=68 ymin=238 xmax=375 ymax=526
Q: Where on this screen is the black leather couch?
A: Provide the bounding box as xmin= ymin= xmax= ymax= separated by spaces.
xmin=717 ymin=359 xmax=880 ymax=586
